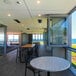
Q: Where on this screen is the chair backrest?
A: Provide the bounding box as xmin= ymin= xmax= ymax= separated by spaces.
xmin=25 ymin=44 xmax=39 ymax=65
xmin=25 ymin=48 xmax=34 ymax=64
xmin=34 ymin=44 xmax=39 ymax=57
xmin=27 ymin=48 xmax=33 ymax=56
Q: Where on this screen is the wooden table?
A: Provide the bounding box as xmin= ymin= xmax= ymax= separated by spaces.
xmin=20 ymin=44 xmax=35 ymax=62
xmin=21 ymin=44 xmax=35 ymax=48
xmin=30 ymin=56 xmax=70 ymax=76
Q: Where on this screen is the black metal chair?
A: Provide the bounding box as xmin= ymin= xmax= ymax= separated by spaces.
xmin=25 ymin=46 xmax=40 ymax=76
xmin=34 ymin=44 xmax=39 ymax=57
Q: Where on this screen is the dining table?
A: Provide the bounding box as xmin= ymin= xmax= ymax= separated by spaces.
xmin=30 ymin=56 xmax=70 ymax=76
xmin=21 ymin=44 xmax=35 ymax=48
xmin=20 ymin=44 xmax=35 ymax=62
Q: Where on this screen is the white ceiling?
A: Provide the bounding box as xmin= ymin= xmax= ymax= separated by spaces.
xmin=0 ymin=0 xmax=76 ymax=33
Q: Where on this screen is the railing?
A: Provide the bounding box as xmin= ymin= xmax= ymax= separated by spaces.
xmin=67 ymin=47 xmax=76 ymax=68
xmin=67 ymin=47 xmax=76 ymax=52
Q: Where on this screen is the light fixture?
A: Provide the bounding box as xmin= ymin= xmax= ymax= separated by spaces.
xmin=37 ymin=0 xmax=40 ymax=4
xmin=16 ymin=1 xmax=21 ymax=4
xmin=38 ymin=14 xmax=41 ymax=17
xmin=8 ymin=14 xmax=11 ymax=17
xmin=38 ymin=19 xmax=42 ymax=23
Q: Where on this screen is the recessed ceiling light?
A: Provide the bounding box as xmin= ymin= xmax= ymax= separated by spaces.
xmin=37 ymin=0 xmax=40 ymax=4
xmin=8 ymin=14 xmax=11 ymax=17
xmin=21 ymin=24 xmax=24 ymax=26
xmin=38 ymin=14 xmax=41 ymax=17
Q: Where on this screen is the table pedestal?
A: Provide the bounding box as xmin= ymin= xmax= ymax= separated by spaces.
xmin=47 ymin=72 xmax=53 ymax=76
xmin=47 ymin=72 xmax=50 ymax=76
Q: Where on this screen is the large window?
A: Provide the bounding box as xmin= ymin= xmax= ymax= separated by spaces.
xmin=32 ymin=34 xmax=44 ymax=45
xmin=33 ymin=34 xmax=43 ymax=41
xmin=71 ymin=11 xmax=76 ymax=67
xmin=0 ymin=34 xmax=4 ymax=42
xmin=0 ymin=28 xmax=4 ymax=45
xmin=8 ymin=35 xmax=19 ymax=42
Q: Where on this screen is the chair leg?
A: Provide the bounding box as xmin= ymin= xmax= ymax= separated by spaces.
xmin=38 ymin=72 xmax=40 ymax=76
xmin=33 ymin=72 xmax=36 ymax=76
xmin=33 ymin=71 xmax=40 ymax=76
xmin=16 ymin=49 xmax=18 ymax=63
xmin=25 ymin=63 xmax=27 ymax=76
xmin=25 ymin=68 xmax=27 ymax=76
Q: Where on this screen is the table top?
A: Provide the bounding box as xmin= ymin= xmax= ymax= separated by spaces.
xmin=30 ymin=56 xmax=70 ymax=72
xmin=21 ymin=44 xmax=35 ymax=48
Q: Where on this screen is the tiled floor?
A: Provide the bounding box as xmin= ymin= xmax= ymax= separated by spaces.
xmin=0 ymin=45 xmax=75 ymax=76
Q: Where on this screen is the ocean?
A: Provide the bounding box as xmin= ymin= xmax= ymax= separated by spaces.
xmin=72 ymin=39 xmax=76 ymax=44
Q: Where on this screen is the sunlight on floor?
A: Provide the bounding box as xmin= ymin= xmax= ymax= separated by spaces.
xmin=40 ymin=41 xmax=44 ymax=45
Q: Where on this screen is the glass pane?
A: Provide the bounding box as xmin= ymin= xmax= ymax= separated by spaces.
xmin=13 ymin=35 xmax=19 ymax=42
xmin=71 ymin=11 xmax=76 ymax=67
xmin=0 ymin=28 xmax=4 ymax=45
xmin=0 ymin=33 xmax=4 ymax=45
xmin=0 ymin=34 xmax=4 ymax=41
xmin=8 ymin=35 xmax=13 ymax=41
xmin=35 ymin=34 xmax=37 ymax=40
xmin=33 ymin=34 xmax=35 ymax=40
xmin=50 ymin=18 xmax=67 ymax=44
xmin=38 ymin=34 xmax=40 ymax=40
xmin=41 ymin=34 xmax=43 ymax=40
xmin=36 ymin=34 xmax=39 ymax=40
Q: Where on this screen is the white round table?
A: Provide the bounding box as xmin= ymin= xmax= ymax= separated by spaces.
xmin=30 ymin=56 xmax=70 ymax=76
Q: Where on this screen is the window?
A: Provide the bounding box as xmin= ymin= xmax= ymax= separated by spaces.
xmin=49 ymin=18 xmax=67 ymax=44
xmin=0 ymin=34 xmax=4 ymax=41
xmin=41 ymin=34 xmax=43 ymax=40
xmin=7 ymin=34 xmax=19 ymax=42
xmin=0 ymin=33 xmax=4 ymax=45
xmin=8 ymin=35 xmax=13 ymax=42
xmin=0 ymin=28 xmax=4 ymax=45
xmin=32 ymin=34 xmax=43 ymax=41
xmin=71 ymin=11 xmax=76 ymax=67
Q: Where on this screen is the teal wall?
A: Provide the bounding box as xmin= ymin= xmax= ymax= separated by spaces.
xmin=0 ymin=24 xmax=7 ymax=55
xmin=21 ymin=33 xmax=28 ymax=45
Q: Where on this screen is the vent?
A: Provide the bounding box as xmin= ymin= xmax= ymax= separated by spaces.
xmin=14 ymin=19 xmax=21 ymax=23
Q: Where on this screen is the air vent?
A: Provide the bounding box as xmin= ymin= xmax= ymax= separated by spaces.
xmin=14 ymin=19 xmax=21 ymax=23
